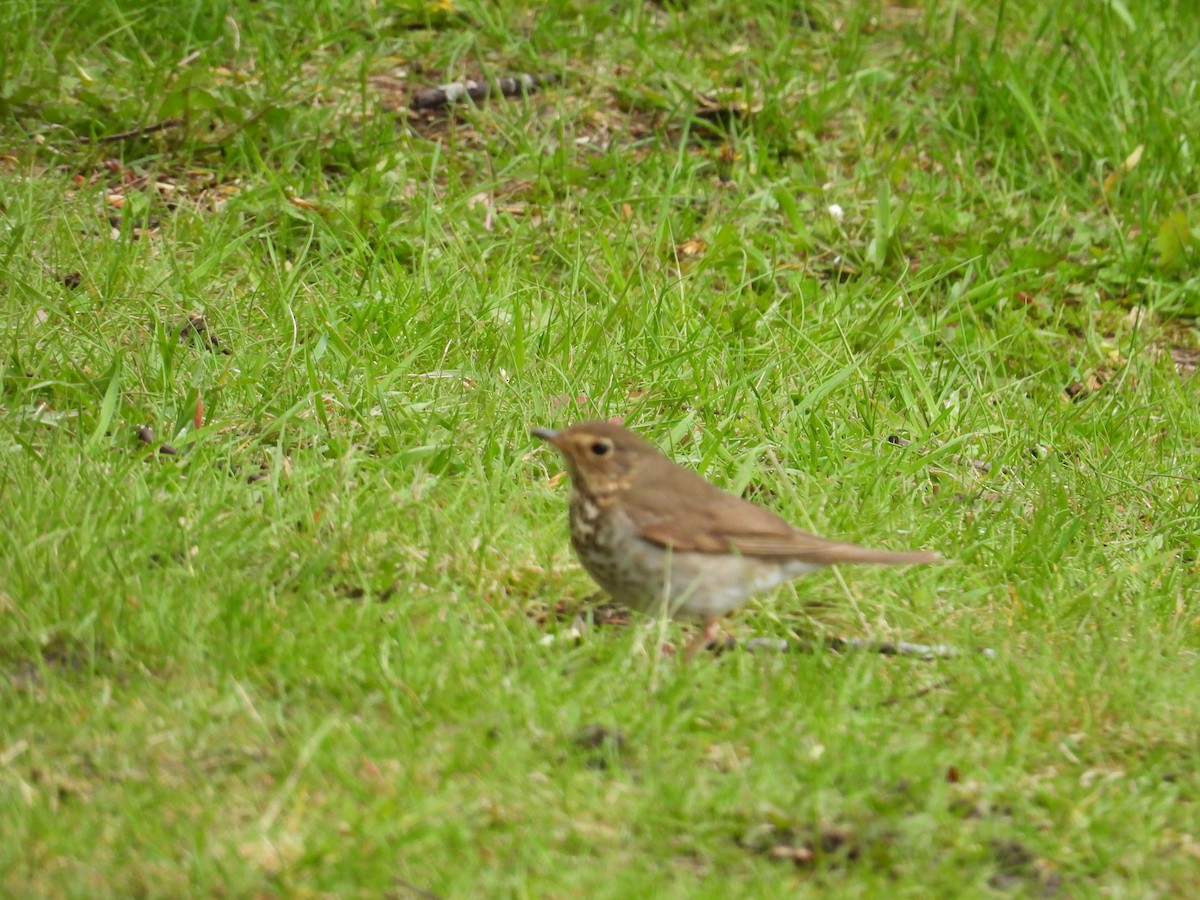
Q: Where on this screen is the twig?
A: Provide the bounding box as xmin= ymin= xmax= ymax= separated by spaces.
xmin=736 ymin=636 xmax=996 ymax=660
xmin=203 ymin=104 xmax=281 ymax=149
xmin=136 ymin=425 xmax=178 ymax=456
xmin=887 ymin=434 xmax=992 ymax=474
xmin=82 ymin=118 xmax=184 ymax=144
xmin=257 ymin=717 xmax=339 ymax=833
xmin=878 ymin=679 xmax=952 ymax=707
xmin=31 ymin=250 xmax=83 ymax=288
xmin=179 ymin=314 xmax=230 ymax=354
xmin=393 ymin=878 xmax=442 ymax=900
xmin=409 ymin=73 xmax=559 ymax=111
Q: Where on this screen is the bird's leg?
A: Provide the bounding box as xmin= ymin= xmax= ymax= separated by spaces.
xmin=683 ymin=616 xmax=722 ymax=662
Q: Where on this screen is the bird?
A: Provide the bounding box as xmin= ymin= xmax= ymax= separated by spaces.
xmin=532 ymin=420 xmax=944 ymax=659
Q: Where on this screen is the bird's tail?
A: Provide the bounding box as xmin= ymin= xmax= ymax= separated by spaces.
xmin=833 ymin=547 xmax=946 ymax=566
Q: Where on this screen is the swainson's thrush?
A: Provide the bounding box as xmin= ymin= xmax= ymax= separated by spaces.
xmin=533 ymin=420 xmax=944 ymax=658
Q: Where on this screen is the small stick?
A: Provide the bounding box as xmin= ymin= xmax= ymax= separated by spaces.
xmin=737 ymin=636 xmax=996 ymax=659
xmin=878 ymin=680 xmax=952 ymax=707
xmin=136 ymin=424 xmax=179 ymax=456
xmin=409 ymin=73 xmax=559 ymax=111
xmin=887 ymin=434 xmax=992 ymax=474
xmin=83 ymin=118 xmax=184 ymax=144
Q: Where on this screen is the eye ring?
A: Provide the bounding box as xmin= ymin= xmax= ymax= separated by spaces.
xmin=590 ymin=441 xmax=611 ymax=456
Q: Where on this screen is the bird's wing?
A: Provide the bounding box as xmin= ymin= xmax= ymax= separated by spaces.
xmin=628 ymin=463 xmax=940 ymax=564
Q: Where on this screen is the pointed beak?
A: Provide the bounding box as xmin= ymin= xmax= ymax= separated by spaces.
xmin=530 ymin=427 xmax=564 ymax=450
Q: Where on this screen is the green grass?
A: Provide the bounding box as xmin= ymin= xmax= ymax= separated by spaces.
xmin=2 ymin=0 xmax=1199 ymax=894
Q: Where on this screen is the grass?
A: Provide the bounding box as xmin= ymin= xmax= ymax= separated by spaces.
xmin=2 ymin=0 xmax=1199 ymax=894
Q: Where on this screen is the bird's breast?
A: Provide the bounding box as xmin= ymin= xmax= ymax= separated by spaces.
xmin=567 ymin=492 xmax=604 ymax=545
xmin=566 ymin=494 xmax=658 ymax=607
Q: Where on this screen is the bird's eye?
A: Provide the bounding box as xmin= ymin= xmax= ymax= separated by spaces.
xmin=590 ymin=441 xmax=611 ymax=457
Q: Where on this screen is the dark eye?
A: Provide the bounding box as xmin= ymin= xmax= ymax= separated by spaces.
xmin=590 ymin=441 xmax=611 ymax=456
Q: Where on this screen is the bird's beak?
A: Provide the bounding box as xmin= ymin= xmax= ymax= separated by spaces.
xmin=530 ymin=427 xmax=564 ymax=450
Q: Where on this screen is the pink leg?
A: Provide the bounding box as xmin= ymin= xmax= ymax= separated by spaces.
xmin=684 ymin=617 xmax=722 ymax=662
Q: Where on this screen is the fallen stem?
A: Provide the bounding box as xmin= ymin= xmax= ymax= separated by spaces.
xmin=887 ymin=434 xmax=992 ymax=474
xmin=409 ymin=73 xmax=559 ymax=111
xmin=733 ymin=636 xmax=996 ymax=660
xmin=83 ymin=118 xmax=184 ymax=144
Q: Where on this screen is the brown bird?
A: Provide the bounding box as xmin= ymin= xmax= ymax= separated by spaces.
xmin=532 ymin=420 xmax=944 ymax=659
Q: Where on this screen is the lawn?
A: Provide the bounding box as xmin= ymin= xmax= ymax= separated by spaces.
xmin=2 ymin=0 xmax=1199 ymax=895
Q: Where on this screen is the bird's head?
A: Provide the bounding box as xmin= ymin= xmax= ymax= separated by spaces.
xmin=531 ymin=420 xmax=656 ymax=499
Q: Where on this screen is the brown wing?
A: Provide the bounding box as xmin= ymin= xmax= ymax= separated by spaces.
xmin=627 ymin=456 xmax=942 ymax=565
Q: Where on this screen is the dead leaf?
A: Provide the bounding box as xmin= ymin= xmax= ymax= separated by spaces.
xmin=1155 ymin=210 xmax=1193 ymax=271
xmin=1169 ymin=346 xmax=1198 ymax=376
xmin=1102 ymin=143 xmax=1144 ymax=194
xmin=769 ymin=844 xmax=815 ymax=864
xmin=179 ymin=315 xmax=229 ymax=354
xmin=237 ymin=833 xmax=304 ymax=876
xmin=549 ymin=392 xmax=588 ymax=412
xmin=467 ymin=191 xmax=495 ymax=231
